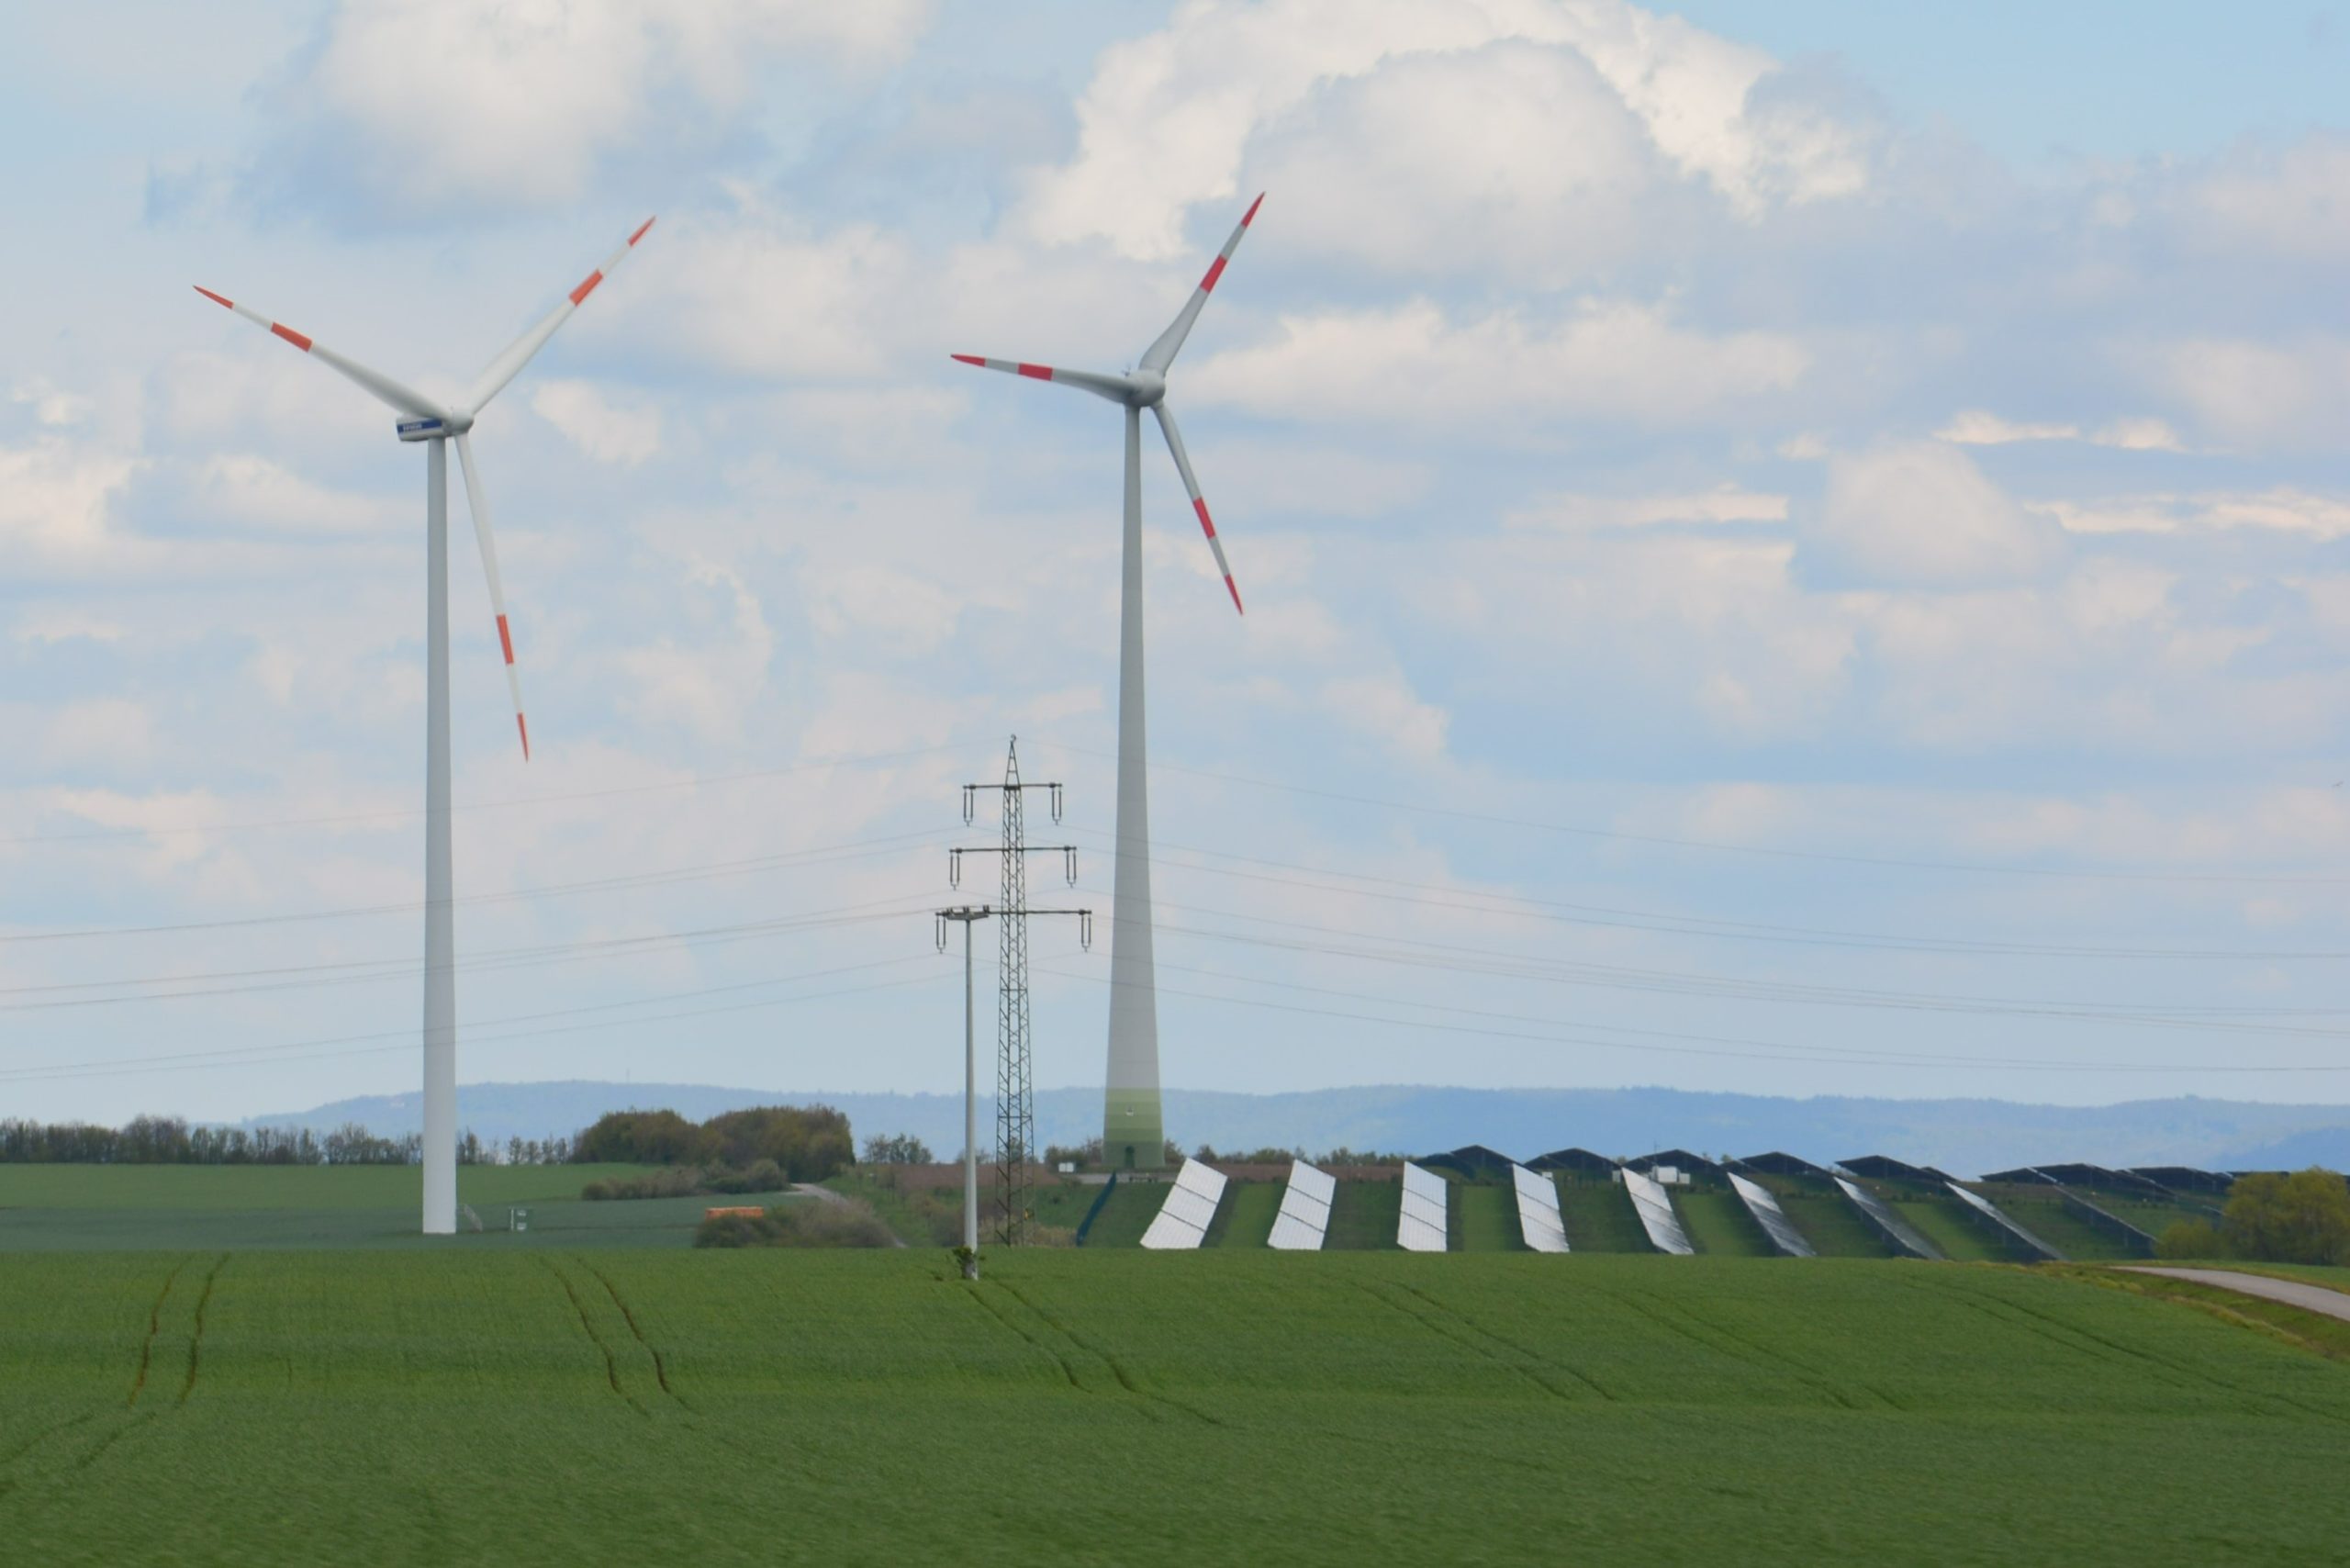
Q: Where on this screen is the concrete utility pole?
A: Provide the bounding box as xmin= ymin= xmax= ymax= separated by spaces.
xmin=935 ymin=905 xmax=990 ymax=1279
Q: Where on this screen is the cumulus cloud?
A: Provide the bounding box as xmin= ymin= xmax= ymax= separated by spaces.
xmin=1189 ymin=298 xmax=1807 ymax=432
xmin=2154 ymin=335 xmax=2350 ymax=450
xmin=2046 ymin=488 xmax=2350 ymax=542
xmin=257 ymin=0 xmax=933 ymax=218
xmin=532 ymin=380 xmax=662 ymax=467
xmin=1508 ymin=486 xmax=1788 ymax=531
xmin=1937 ymin=410 xmax=2188 ymax=452
xmin=1804 ymin=442 xmax=2062 ymax=588
xmin=1015 ymin=0 xmax=1873 ymax=263
xmin=1319 ymin=675 xmax=1450 ymax=764
xmin=2187 ymin=134 xmax=2350 ymax=261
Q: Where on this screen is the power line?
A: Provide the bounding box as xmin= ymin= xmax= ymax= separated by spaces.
xmin=0 ymin=741 xmax=977 ymax=848
xmin=0 ymin=829 xmax=941 ymax=946
xmin=1036 ymin=736 xmax=2350 ymax=887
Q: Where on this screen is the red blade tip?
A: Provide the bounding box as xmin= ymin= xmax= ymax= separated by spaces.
xmin=629 ymin=216 xmax=655 ymax=245
xmin=194 ymin=286 xmax=232 ymax=308
xmin=1225 ymin=576 xmax=1245 ymax=614
xmin=1242 ymin=192 xmax=1265 ymax=225
xmin=517 ymin=713 xmax=531 ymax=760
xmin=951 ymin=353 xmax=985 ymax=366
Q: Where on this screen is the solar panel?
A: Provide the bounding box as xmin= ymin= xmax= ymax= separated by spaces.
xmin=1946 ymin=1181 xmax=2065 ymax=1261
xmin=1727 ymin=1171 xmax=1816 ymax=1258
xmin=1619 ymin=1165 xmax=1695 ymax=1255
xmin=1138 ymin=1158 xmax=1229 ymax=1249
xmin=1511 ymin=1163 xmax=1570 ymax=1253
xmin=1832 ymin=1175 xmax=1942 ymax=1260
xmin=1268 ymin=1160 xmax=1336 ymax=1251
xmin=1397 ymin=1161 xmax=1449 ymax=1252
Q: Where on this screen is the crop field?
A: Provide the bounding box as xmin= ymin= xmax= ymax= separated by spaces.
xmin=5 ymin=1248 xmax=2350 ymax=1564
xmin=0 ymin=1165 xmax=709 ymax=1250
xmin=1451 ymin=1182 xmax=1523 ymax=1251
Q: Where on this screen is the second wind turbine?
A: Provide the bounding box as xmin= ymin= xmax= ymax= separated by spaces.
xmin=953 ymin=193 xmax=1263 ymax=1170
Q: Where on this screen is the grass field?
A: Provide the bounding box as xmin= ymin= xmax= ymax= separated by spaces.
xmin=1554 ymin=1181 xmax=1651 ymax=1252
xmin=0 ymin=1165 xmax=739 ymax=1250
xmin=1673 ymin=1188 xmax=1774 ymax=1256
xmin=6 ymin=1248 xmax=2350 ymax=1564
xmin=1452 ymin=1183 xmax=1523 ymax=1251
xmin=1325 ymin=1179 xmax=1400 ymax=1249
xmin=1206 ymin=1181 xmax=1281 ymax=1248
xmin=1889 ymin=1196 xmax=2009 ymax=1262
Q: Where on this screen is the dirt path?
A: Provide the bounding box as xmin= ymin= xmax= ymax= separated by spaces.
xmin=2117 ymin=1267 xmax=2350 ymax=1324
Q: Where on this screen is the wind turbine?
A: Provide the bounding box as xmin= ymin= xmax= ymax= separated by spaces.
xmin=195 ymin=218 xmax=655 ymax=1234
xmin=952 ymin=194 xmax=1261 ymax=1170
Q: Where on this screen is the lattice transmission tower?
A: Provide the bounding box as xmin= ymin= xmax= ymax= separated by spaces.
xmin=953 ymin=738 xmax=1078 ymax=1245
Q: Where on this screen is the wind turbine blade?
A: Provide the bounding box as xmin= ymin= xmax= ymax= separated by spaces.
xmin=1151 ymin=402 xmax=1241 ymax=614
xmin=453 ymin=431 xmax=531 ymax=759
xmin=1138 ymin=192 xmax=1263 ymax=375
xmin=948 ymin=354 xmax=1132 ymax=404
xmin=463 ymin=217 xmax=655 ymax=414
xmin=193 ymin=286 xmax=447 ymax=420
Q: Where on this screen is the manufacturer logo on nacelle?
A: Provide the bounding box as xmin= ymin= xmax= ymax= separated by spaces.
xmin=396 ymin=417 xmax=447 ymax=442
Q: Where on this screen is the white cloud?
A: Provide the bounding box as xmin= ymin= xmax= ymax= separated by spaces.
xmin=1806 ymin=442 xmax=2062 ymax=588
xmin=0 ymin=438 xmax=144 ymax=573
xmin=531 ymin=379 xmax=662 ymax=467
xmin=39 ymin=700 xmax=156 ymax=771
xmin=11 ymin=377 xmax=95 ymax=428
xmin=1938 ymin=410 xmax=2188 ymax=453
xmin=2154 ymin=334 xmax=2350 ymax=450
xmin=2046 ymin=488 xmax=2350 ymax=542
xmin=1189 ymin=298 xmax=1807 ymax=431
xmin=1319 ymin=674 xmax=1450 ymax=765
xmin=1510 ymin=486 xmax=1788 ymax=532
xmin=1016 ymin=0 xmax=1871 ymax=261
xmin=612 ymin=557 xmax=775 ymax=745
xmin=1937 ymin=409 xmax=2078 ymax=445
xmin=2187 ymin=134 xmax=2350 ymax=261
xmin=269 ymin=0 xmax=933 ymax=215
xmin=188 ymin=454 xmax=400 ymax=532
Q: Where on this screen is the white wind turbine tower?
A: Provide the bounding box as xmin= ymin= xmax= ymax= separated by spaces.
xmin=195 ymin=218 xmax=655 ymax=1234
xmin=953 ymin=194 xmax=1262 ymax=1171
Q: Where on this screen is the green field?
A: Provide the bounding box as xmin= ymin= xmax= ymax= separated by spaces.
xmin=1324 ymin=1179 xmax=1401 ymax=1249
xmin=1673 ymin=1188 xmax=1774 ymax=1256
xmin=1555 ymin=1181 xmax=1651 ymax=1252
xmin=6 ymin=1247 xmax=2350 ymax=1564
xmin=0 ymin=1165 xmax=744 ymax=1250
xmin=1453 ymin=1183 xmax=1524 ymax=1251
xmin=1206 ymin=1181 xmax=1282 ymax=1248
xmin=1889 ymin=1196 xmax=2009 ymax=1262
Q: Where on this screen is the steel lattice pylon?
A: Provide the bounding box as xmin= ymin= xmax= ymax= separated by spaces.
xmin=953 ymin=738 xmax=1078 ymax=1249
xmin=993 ymin=743 xmax=1034 ymax=1245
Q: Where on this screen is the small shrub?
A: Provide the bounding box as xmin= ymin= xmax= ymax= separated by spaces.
xmin=692 ymin=1198 xmax=896 ymax=1249
xmin=580 ymin=1180 xmax=616 ymax=1202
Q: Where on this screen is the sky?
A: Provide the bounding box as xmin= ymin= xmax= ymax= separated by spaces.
xmin=5 ymin=0 xmax=2350 ymax=1129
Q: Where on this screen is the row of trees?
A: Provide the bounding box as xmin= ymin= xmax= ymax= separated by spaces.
xmin=2157 ymin=1169 xmax=2350 ymax=1266
xmin=0 ymin=1116 xmax=575 ymax=1167
xmin=573 ymin=1105 xmax=854 ymax=1182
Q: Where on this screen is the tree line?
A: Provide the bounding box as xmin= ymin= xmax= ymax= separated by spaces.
xmin=2157 ymin=1168 xmax=2350 ymax=1267
xmin=0 ymin=1116 xmax=576 ymax=1166
xmin=572 ymin=1105 xmax=853 ymax=1182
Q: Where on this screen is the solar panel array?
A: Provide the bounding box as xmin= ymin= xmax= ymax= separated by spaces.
xmin=1946 ymin=1182 xmax=2065 ymax=1260
xmin=1832 ymin=1175 xmax=1942 ymax=1260
xmin=1727 ymin=1171 xmax=1816 ymax=1258
xmin=1398 ymin=1161 xmax=1449 ymax=1251
xmin=1138 ymin=1158 xmax=1228 ymax=1249
xmin=1619 ymin=1164 xmax=1695 ymax=1255
xmin=1268 ymin=1160 xmax=1337 ymax=1250
xmin=1511 ymin=1163 xmax=1570 ymax=1252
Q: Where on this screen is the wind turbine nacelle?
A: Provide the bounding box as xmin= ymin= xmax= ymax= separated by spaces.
xmin=397 ymin=417 xmax=452 ymax=442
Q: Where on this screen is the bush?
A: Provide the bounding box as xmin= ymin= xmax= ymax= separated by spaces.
xmin=2155 ymin=1219 xmax=2225 ymax=1260
xmin=574 ymin=1110 xmax=711 ymax=1166
xmin=705 ymin=1159 xmax=788 ymax=1195
xmin=2222 ymin=1169 xmax=2350 ymax=1266
xmin=693 ymin=1199 xmax=896 ymax=1249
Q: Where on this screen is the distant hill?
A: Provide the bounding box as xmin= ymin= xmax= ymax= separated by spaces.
xmin=243 ymin=1081 xmax=2350 ymax=1178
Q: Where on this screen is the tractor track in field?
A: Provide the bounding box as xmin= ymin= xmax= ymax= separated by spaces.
xmin=180 ymin=1253 xmax=229 ymax=1405
xmin=1359 ymin=1281 xmax=1602 ymax=1406
xmin=1630 ymin=1283 xmax=1902 ymax=1412
xmin=960 ymin=1284 xmax=1091 ymax=1394
xmin=542 ymin=1259 xmax=646 ymax=1417
xmin=998 ymin=1281 xmax=1223 ymax=1427
xmin=128 ymin=1255 xmax=193 ymax=1408
xmin=1585 ymin=1279 xmax=1875 ymax=1411
xmin=1951 ymin=1274 xmax=2350 ymax=1428
xmin=576 ymin=1259 xmax=694 ymax=1415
